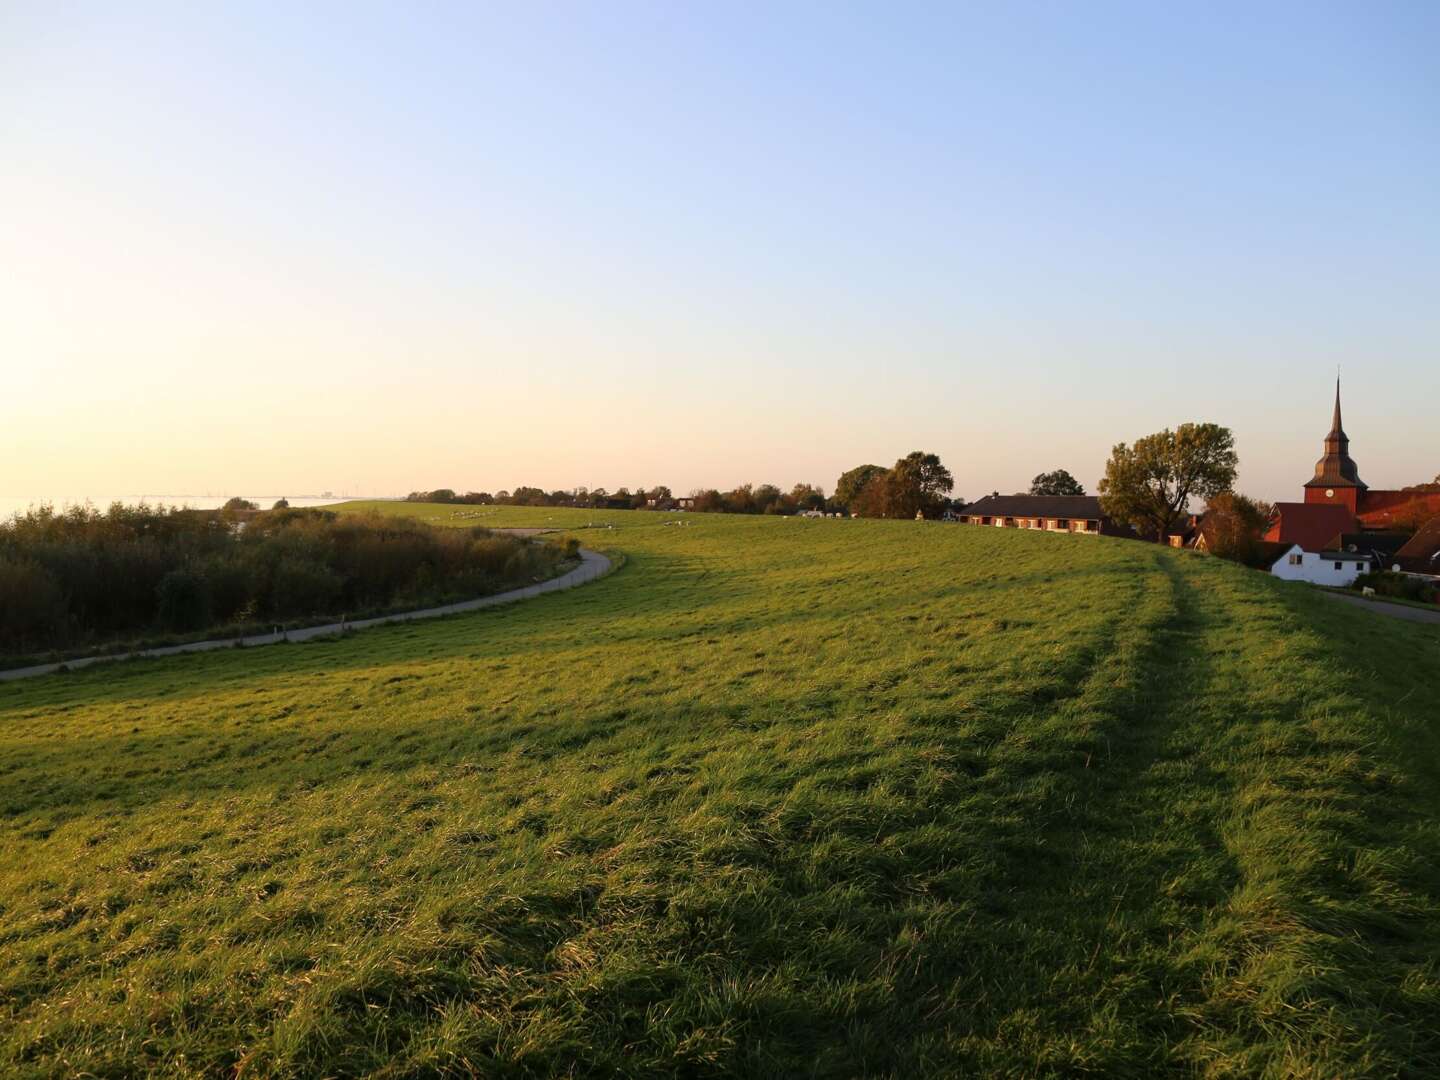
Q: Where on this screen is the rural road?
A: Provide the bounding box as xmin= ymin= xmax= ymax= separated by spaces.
xmin=0 ymin=548 xmax=612 ymax=683
xmin=1320 ymin=590 xmax=1440 ymax=625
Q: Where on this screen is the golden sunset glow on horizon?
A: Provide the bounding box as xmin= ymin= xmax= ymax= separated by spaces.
xmin=3 ymin=4 xmax=1436 ymax=504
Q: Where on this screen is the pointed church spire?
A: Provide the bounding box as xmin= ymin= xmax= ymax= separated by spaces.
xmin=1306 ymin=374 xmax=1364 ymax=493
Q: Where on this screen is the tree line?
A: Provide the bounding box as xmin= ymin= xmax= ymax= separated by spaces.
xmin=405 ymin=450 xmax=964 ymax=519
xmin=1096 ymin=423 xmax=1432 ymax=559
xmin=0 ymin=504 xmax=570 ymax=659
xmin=402 ymin=484 xmax=834 ymax=513
xmin=1091 ymin=422 xmax=1278 ymax=561
xmin=408 ymin=421 xmax=1429 ymax=564
xmin=407 ymin=486 xmax=680 ymax=510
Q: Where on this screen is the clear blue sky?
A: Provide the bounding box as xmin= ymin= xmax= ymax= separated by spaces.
xmin=2 ymin=1 xmax=1435 ymax=502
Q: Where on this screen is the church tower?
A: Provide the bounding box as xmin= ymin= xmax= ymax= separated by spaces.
xmin=1303 ymin=378 xmax=1366 ymax=513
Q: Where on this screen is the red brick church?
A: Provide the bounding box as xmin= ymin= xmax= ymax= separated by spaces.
xmin=1293 ymin=380 xmax=1440 ymax=528
xmin=1264 ymin=381 xmax=1440 ymax=570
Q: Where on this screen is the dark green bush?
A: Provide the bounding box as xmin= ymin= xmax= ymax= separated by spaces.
xmin=469 ymin=538 xmax=516 ymax=575
xmin=0 ymin=557 xmax=66 ymax=652
xmin=1352 ymin=570 xmax=1438 ymax=604
xmin=0 ymin=505 xmax=565 ymax=657
xmin=269 ymin=557 xmax=342 ymax=616
xmin=206 ymin=557 xmax=257 ymax=622
xmin=156 ymin=568 xmax=212 ymax=631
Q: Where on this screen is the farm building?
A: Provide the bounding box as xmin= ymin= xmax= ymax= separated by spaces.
xmin=955 ymin=495 xmax=1127 ymax=536
xmin=1257 ymin=506 xmax=1400 ymax=586
xmin=1264 ymin=543 xmax=1372 ymax=587
xmin=1393 ymin=517 xmax=1440 ymax=574
xmin=1330 ymin=532 xmax=1411 ymax=568
xmin=1167 ymin=514 xmax=1204 ymax=548
xmin=1264 ymin=502 xmax=1361 ymax=552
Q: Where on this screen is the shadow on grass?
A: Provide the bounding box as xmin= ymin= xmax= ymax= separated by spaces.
xmin=0 ymin=554 xmax=1154 ymax=725
xmin=7 ymin=538 xmax=1440 ymax=1076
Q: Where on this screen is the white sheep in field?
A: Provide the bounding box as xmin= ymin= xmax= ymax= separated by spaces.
xmin=1362 ymin=586 xmax=1376 ymax=598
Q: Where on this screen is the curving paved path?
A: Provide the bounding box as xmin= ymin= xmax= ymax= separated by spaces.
xmin=0 ymin=549 xmax=612 ymax=683
xmin=1319 ymin=589 xmax=1440 ymax=625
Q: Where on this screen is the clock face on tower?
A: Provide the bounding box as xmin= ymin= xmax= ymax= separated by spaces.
xmin=1326 ymin=489 xmax=1335 ymax=498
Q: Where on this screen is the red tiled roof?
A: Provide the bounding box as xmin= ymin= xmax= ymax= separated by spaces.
xmin=959 ymin=494 xmax=1106 ymax=520
xmin=1265 ymin=502 xmax=1359 ymax=553
xmin=1395 ymin=516 xmax=1440 ymax=571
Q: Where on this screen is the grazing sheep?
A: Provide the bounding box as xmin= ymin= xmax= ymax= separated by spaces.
xmin=1362 ymin=586 xmax=1376 ymax=598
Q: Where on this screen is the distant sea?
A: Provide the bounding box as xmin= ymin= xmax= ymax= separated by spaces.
xmin=0 ymin=495 xmax=387 ymax=521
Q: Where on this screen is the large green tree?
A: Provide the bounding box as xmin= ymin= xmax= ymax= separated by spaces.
xmin=886 ymin=451 xmax=955 ymax=519
xmin=1029 ymin=469 xmax=1085 ymax=497
xmin=1201 ymin=492 xmax=1274 ymax=564
xmin=834 ymin=464 xmax=886 ymax=511
xmin=691 ymin=489 xmax=724 ymax=513
xmin=752 ymin=484 xmax=783 ymax=515
xmin=848 ymin=453 xmax=956 ymax=519
xmin=1099 ymin=423 xmax=1238 ymax=541
xmin=789 ymin=483 xmax=826 ymax=511
xmin=850 ymin=481 xmax=890 ymax=519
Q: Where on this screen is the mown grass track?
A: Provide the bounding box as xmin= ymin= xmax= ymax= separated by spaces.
xmin=2 ymin=506 xmax=1438 ymax=1077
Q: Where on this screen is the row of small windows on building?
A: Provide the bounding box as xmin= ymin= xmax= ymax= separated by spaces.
xmin=967 ymin=517 xmax=1098 ymax=532
xmin=1287 ymin=553 xmax=1365 ymax=571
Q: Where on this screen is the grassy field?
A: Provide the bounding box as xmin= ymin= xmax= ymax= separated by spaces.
xmin=3 ymin=504 xmax=1439 ymax=1078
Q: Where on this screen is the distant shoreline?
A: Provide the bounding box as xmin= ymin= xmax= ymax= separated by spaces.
xmin=0 ymin=495 xmax=397 ymax=518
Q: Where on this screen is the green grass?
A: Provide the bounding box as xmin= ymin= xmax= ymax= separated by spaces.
xmin=1321 ymin=585 xmax=1440 ymax=615
xmin=3 ymin=505 xmax=1439 ymax=1078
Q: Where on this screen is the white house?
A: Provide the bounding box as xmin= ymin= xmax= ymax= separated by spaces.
xmin=1265 ymin=543 xmax=1371 ymax=587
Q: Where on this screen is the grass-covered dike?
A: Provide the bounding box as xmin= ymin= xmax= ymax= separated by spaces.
xmin=2 ymin=505 xmax=1438 ymax=1077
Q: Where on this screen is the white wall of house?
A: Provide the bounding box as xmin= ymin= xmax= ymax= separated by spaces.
xmin=1269 ymin=546 xmax=1370 ymax=587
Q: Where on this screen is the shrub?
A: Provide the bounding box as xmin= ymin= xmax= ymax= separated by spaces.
xmin=1352 ymin=570 xmax=1437 ymax=604
xmin=0 ymin=505 xmax=564 ymax=658
xmin=269 ymin=557 xmax=343 ymax=617
xmin=0 ymin=557 xmax=66 ymax=652
xmin=156 ymin=568 xmax=212 ymax=631
xmin=469 ymin=537 xmax=517 ymax=576
xmin=206 ymin=557 xmax=258 ymax=622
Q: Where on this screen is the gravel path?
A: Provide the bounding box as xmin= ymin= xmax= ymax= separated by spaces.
xmin=1320 ymin=590 xmax=1440 ymax=625
xmin=0 ymin=549 xmax=612 ymax=683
